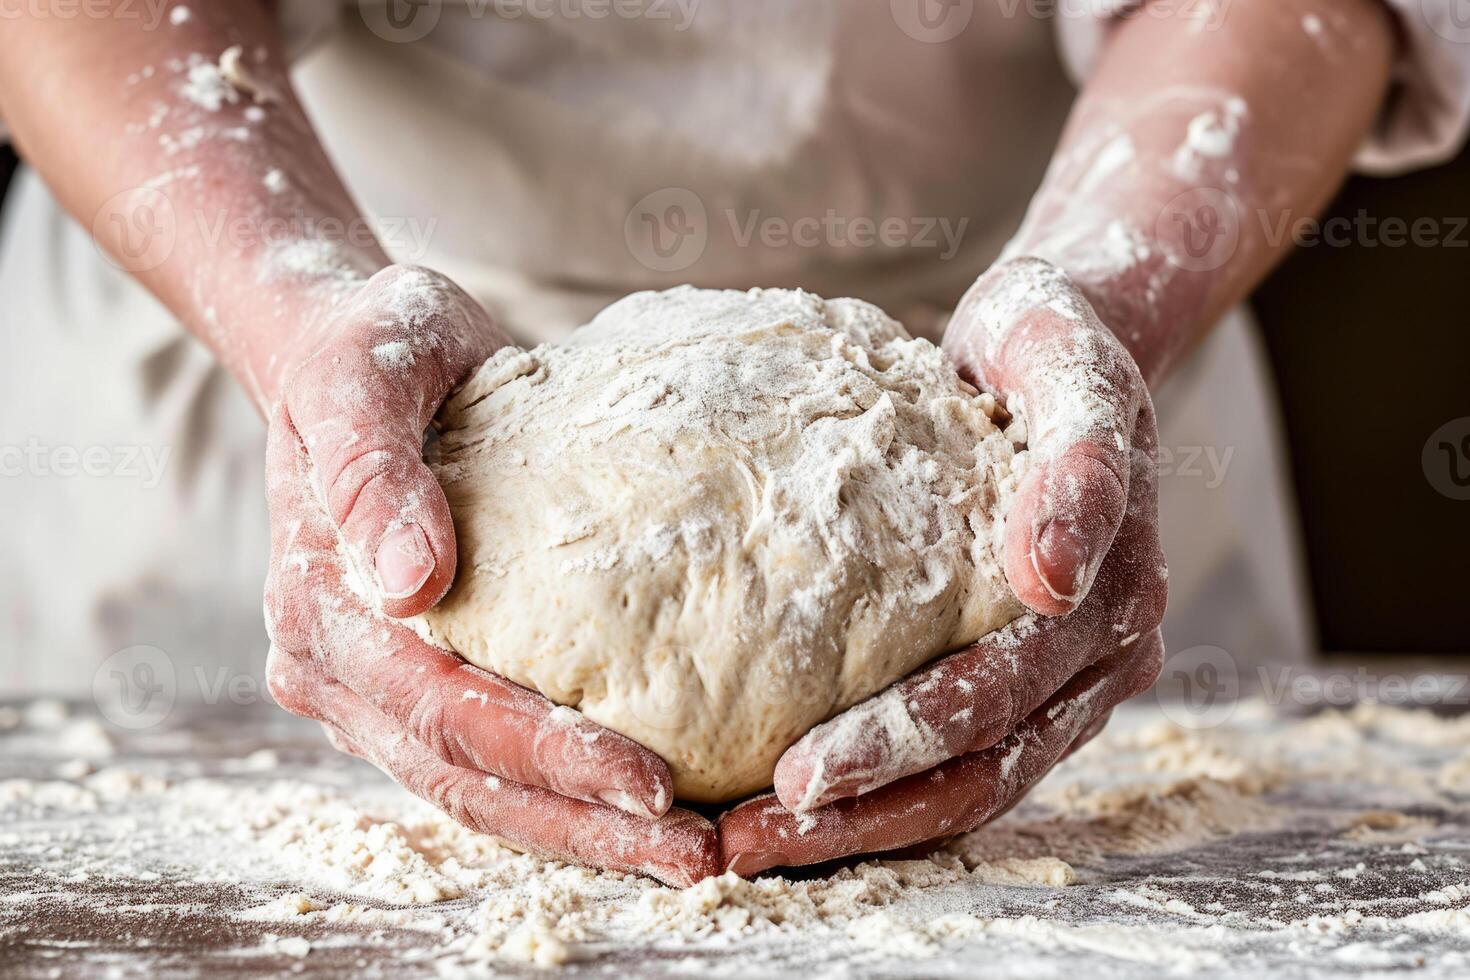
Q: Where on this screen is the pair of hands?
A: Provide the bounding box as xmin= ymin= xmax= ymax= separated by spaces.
xmin=262 ymin=260 xmax=1167 ymax=888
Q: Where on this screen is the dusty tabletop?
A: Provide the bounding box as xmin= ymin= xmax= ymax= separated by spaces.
xmin=2 ymin=686 xmax=1469 ymax=978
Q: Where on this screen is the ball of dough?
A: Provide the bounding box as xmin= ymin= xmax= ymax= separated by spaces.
xmin=413 ymin=287 xmax=1026 ymax=803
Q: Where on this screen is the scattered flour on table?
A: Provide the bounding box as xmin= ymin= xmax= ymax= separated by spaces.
xmin=8 ymin=698 xmax=1470 ymax=973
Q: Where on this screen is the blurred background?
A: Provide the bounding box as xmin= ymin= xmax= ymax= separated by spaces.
xmin=5 ymin=137 xmax=1463 ymax=660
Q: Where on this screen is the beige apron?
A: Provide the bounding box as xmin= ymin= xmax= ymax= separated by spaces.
xmin=9 ymin=0 xmax=1468 ymax=693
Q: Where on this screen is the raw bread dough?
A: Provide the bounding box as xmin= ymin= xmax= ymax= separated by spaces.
xmin=414 ymin=287 xmax=1026 ymax=802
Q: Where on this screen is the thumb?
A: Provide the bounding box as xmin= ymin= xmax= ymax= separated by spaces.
xmin=1003 ymin=437 xmax=1130 ymax=616
xmin=284 ymin=269 xmax=496 ymax=618
xmin=954 ymin=258 xmax=1146 ymax=616
xmin=290 ymin=369 xmax=459 ymax=619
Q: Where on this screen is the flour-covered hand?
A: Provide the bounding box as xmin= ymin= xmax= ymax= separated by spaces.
xmin=720 ymin=258 xmax=1166 ymax=874
xmin=261 ymin=266 xmax=717 ymax=887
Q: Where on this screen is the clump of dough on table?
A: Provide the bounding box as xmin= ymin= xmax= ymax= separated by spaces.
xmin=413 ymin=286 xmax=1028 ymax=802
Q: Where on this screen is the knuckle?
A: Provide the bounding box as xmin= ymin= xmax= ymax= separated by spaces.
xmin=262 ymin=584 xmax=284 ymax=640
xmin=324 ymin=448 xmax=405 ymax=532
xmin=1145 ymin=570 xmax=1170 ymax=629
xmin=265 ymin=647 xmax=315 ymax=718
xmin=1135 ymin=586 xmax=1167 ymax=634
xmin=261 ymin=567 xmax=311 ymax=649
xmin=401 ymin=693 xmax=460 ymax=766
xmin=404 ymin=764 xmax=471 ymax=825
xmin=1124 ymin=639 xmax=1166 ymax=698
xmin=1082 ymin=444 xmax=1131 ymax=506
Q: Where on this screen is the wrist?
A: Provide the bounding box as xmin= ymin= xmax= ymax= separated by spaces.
xmin=226 ymin=268 xmax=375 ymax=413
xmin=257 ymin=264 xmax=508 ymax=412
xmin=998 ymin=234 xmax=1204 ymax=389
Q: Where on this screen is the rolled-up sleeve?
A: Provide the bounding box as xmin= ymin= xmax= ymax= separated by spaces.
xmin=0 ymin=0 xmax=342 ymax=144
xmin=1054 ymin=0 xmax=1470 ymax=175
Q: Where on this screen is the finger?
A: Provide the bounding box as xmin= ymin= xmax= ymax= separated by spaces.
xmin=1003 ymin=435 xmax=1130 ymax=615
xmin=286 ymin=267 xmax=500 ymax=617
xmin=266 ymin=418 xmax=675 ymax=818
xmin=953 ymin=259 xmax=1149 ymax=614
xmin=952 ymin=704 xmax=1115 ymax=829
xmin=773 ymin=428 xmax=1164 ymax=812
xmin=725 ymin=643 xmax=1159 ymax=876
xmin=296 ymin=657 xmax=718 ymax=888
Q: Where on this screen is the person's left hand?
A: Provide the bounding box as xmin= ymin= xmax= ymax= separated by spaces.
xmin=719 ymin=258 xmax=1168 ymax=875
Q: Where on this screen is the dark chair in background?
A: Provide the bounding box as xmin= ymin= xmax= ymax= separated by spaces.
xmin=1254 ymin=144 xmax=1470 ymax=656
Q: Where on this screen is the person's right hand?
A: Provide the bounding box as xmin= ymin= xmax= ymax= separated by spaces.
xmin=261 ymin=265 xmax=718 ymax=887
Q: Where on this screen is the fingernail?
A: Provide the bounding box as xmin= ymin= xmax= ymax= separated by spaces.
xmin=598 ymin=788 xmax=659 ymax=821
xmin=787 ymin=775 xmax=837 ymax=813
xmin=1033 ymin=521 xmax=1092 ymax=602
xmin=774 ymin=758 xmax=825 ymax=812
xmin=726 ymin=851 xmax=788 ymax=877
xmin=376 ymin=523 xmax=434 ymax=599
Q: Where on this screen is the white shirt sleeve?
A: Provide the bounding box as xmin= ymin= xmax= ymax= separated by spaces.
xmin=0 ymin=1 xmax=341 ymax=144
xmin=1053 ymin=0 xmax=1470 ymax=175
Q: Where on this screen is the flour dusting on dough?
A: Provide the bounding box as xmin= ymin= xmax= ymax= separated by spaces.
xmin=412 ymin=287 xmax=1028 ymax=801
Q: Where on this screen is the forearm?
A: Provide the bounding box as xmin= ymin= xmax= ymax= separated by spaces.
xmin=0 ymin=0 xmax=387 ymax=410
xmin=1005 ymin=0 xmax=1395 ymax=386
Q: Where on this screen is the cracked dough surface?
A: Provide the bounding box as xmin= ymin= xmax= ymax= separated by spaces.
xmin=414 ymin=286 xmax=1026 ymax=802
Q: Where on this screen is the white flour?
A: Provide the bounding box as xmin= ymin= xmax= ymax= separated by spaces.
xmin=5 ymin=696 xmax=1470 ymax=975
xmin=413 ymin=287 xmax=1027 ymax=802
